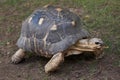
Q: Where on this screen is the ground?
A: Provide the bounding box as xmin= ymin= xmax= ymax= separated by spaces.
xmin=0 ymin=0 xmax=120 ymax=80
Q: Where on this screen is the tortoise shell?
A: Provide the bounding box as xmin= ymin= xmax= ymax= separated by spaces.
xmin=17 ymin=5 xmax=90 ymax=57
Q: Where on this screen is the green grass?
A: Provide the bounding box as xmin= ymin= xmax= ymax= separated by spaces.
xmin=0 ymin=41 xmax=6 ymax=46
xmin=6 ymin=26 xmax=14 ymax=33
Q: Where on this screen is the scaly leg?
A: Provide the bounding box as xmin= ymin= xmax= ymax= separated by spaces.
xmin=11 ymin=49 xmax=25 ymax=63
xmin=44 ymin=52 xmax=64 ymax=73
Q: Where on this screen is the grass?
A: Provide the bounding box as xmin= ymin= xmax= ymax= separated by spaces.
xmin=0 ymin=0 xmax=120 ymax=80
xmin=0 ymin=41 xmax=7 ymax=46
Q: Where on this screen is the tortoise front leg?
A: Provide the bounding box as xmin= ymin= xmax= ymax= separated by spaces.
xmin=45 ymin=52 xmax=64 ymax=73
xmin=11 ymin=49 xmax=25 ymax=63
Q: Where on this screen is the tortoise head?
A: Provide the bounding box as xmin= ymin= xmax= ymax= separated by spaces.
xmin=77 ymin=38 xmax=104 ymax=50
xmin=88 ymin=38 xmax=104 ymax=46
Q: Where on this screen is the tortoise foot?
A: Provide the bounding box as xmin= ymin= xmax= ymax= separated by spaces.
xmin=45 ymin=52 xmax=64 ymax=73
xmin=11 ymin=49 xmax=25 ymax=64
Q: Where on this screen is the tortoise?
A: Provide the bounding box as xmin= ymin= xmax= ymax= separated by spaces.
xmin=11 ymin=5 xmax=105 ymax=73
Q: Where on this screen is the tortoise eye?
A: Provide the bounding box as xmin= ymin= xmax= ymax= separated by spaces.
xmin=95 ymin=42 xmax=99 ymax=44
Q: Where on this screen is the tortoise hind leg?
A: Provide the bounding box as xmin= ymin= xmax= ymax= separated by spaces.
xmin=45 ymin=52 xmax=64 ymax=73
xmin=11 ymin=49 xmax=25 ymax=63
